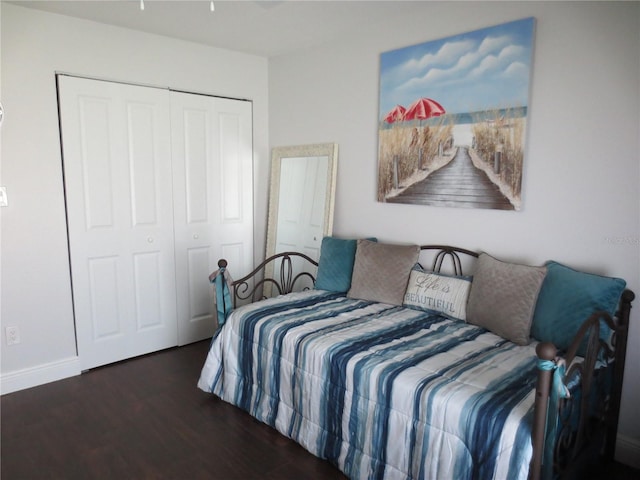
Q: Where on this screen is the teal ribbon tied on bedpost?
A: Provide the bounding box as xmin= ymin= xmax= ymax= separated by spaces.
xmin=537 ymin=358 xmax=570 ymax=480
xmin=209 ymin=266 xmax=233 ymax=329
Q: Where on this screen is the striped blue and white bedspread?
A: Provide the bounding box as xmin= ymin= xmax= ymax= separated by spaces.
xmin=198 ymin=290 xmax=538 ymax=480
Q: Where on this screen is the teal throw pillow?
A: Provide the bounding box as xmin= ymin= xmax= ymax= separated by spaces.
xmin=315 ymin=237 xmax=375 ymax=293
xmin=531 ymin=261 xmax=626 ymax=354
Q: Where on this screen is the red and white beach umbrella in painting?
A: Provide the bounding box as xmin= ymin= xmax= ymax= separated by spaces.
xmin=404 ymin=97 xmax=446 ymax=122
xmin=383 ymin=105 xmax=406 ymax=124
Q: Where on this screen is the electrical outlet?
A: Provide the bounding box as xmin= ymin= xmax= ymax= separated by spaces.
xmin=6 ymin=326 xmax=20 ymax=346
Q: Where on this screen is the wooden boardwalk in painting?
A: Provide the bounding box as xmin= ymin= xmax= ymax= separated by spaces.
xmin=387 ymin=147 xmax=514 ymax=210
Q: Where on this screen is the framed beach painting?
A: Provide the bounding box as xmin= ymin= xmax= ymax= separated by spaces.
xmin=377 ymin=17 xmax=535 ymax=211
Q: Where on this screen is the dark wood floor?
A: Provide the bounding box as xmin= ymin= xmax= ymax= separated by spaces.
xmin=1 ymin=340 xmax=345 ymax=479
xmin=2 ymin=340 xmax=638 ymax=479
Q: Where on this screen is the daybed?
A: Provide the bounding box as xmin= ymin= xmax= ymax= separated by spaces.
xmin=198 ymin=239 xmax=634 ymax=480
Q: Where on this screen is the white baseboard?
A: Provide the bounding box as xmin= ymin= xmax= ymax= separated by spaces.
xmin=0 ymin=356 xmax=81 ymax=395
xmin=616 ymin=433 xmax=640 ymax=469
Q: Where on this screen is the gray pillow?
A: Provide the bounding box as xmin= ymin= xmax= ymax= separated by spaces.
xmin=347 ymin=239 xmax=420 ymax=305
xmin=467 ymin=253 xmax=546 ymax=345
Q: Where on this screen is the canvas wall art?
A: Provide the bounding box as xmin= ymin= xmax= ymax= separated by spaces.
xmin=377 ymin=17 xmax=535 ymax=211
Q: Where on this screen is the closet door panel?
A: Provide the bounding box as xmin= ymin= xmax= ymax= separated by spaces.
xmin=171 ymin=92 xmax=253 ymax=345
xmin=128 ymin=103 xmax=162 ymax=226
xmin=87 ymin=256 xmax=122 ymax=340
xmin=215 ymin=100 xmax=254 ymax=271
xmin=132 ymin=251 xmax=164 ymax=330
xmin=214 ymin=100 xmax=254 ymax=307
xmin=219 ymin=112 xmax=244 ymax=221
xmin=183 ymin=109 xmax=209 ymax=223
xmin=78 ymin=97 xmax=115 ymax=229
xmin=186 ymin=246 xmax=213 ymax=320
xmin=59 ymin=76 xmax=178 ymax=370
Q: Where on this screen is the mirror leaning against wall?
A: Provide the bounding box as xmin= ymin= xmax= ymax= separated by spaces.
xmin=264 ymin=143 xmax=338 ymax=296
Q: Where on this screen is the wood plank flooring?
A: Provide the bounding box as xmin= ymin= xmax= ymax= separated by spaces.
xmin=1 ymin=340 xmax=345 ymax=479
xmin=2 ymin=340 xmax=638 ymax=479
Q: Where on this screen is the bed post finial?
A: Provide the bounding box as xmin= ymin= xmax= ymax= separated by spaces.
xmin=536 ymin=342 xmax=557 ymax=362
xmin=530 ymin=341 xmax=558 ymax=480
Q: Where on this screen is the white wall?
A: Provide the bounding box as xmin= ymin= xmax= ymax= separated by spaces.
xmin=0 ymin=4 xmax=269 ymax=389
xmin=269 ymin=1 xmax=640 ymax=463
xmin=2 ymin=0 xmax=639 ymax=466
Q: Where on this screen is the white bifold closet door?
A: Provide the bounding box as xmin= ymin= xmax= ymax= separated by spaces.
xmin=170 ymin=91 xmax=253 ymax=345
xmin=58 ymin=76 xmax=253 ymax=370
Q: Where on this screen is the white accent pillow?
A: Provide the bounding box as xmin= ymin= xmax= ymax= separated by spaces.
xmin=403 ymin=268 xmax=472 ymax=321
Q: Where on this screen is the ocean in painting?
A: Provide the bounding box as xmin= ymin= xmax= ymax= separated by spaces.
xmin=379 ymin=106 xmax=528 ymax=130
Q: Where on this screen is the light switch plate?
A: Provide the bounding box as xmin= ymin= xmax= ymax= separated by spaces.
xmin=0 ymin=186 xmax=7 ymax=207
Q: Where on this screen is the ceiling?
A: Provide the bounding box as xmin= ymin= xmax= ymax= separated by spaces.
xmin=6 ymin=0 xmax=430 ymax=57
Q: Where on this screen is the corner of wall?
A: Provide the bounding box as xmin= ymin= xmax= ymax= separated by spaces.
xmin=616 ymin=434 xmax=640 ymax=469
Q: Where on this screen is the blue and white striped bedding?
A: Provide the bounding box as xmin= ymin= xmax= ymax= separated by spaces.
xmin=198 ymin=290 xmax=538 ymax=480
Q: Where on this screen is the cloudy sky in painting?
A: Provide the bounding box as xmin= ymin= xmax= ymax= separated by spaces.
xmin=379 ymin=18 xmax=535 ymax=120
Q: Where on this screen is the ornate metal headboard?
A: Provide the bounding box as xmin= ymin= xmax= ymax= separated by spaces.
xmin=220 ymin=251 xmax=319 ymax=307
xmin=219 ymin=244 xmax=480 ymax=308
xmin=418 ymin=245 xmax=479 ymax=275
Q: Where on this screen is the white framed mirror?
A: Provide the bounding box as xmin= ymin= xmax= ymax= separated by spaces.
xmin=264 ymin=143 xmax=338 ymax=295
